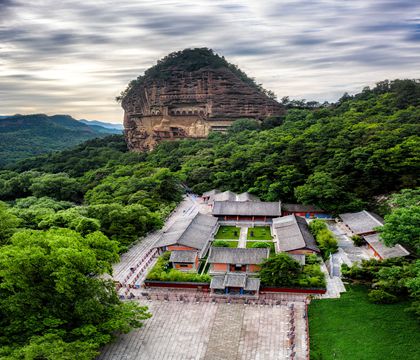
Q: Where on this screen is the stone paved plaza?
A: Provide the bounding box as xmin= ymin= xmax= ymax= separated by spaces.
xmin=98 ymin=299 xmax=308 ymax=360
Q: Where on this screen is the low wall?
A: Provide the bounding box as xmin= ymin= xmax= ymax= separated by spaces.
xmin=144 ymin=280 xmax=210 ymax=291
xmin=144 ymin=280 xmax=325 ymax=294
xmin=260 ymin=286 xmax=326 ymax=294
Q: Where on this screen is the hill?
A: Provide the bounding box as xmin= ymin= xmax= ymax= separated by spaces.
xmin=0 ymin=114 xmax=121 ymax=166
xmin=79 ymin=119 xmax=124 ymax=131
xmin=120 ymin=48 xmax=284 ymax=151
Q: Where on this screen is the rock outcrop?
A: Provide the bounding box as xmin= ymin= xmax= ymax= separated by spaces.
xmin=121 ymin=48 xmax=285 ymax=151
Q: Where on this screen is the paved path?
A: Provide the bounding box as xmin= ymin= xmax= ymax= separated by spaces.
xmin=238 ymin=226 xmax=248 ymax=248
xmin=113 ymin=195 xmax=201 ymax=294
xmin=98 ymin=299 xmax=308 ymax=360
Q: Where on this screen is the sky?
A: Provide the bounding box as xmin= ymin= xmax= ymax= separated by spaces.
xmin=1 ymin=0 xmax=419 ymax=123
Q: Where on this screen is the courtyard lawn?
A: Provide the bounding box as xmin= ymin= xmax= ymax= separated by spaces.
xmin=212 ymin=240 xmax=239 ymax=248
xmin=214 ymin=226 xmax=240 ymax=239
xmin=247 ymin=226 xmax=272 ymax=240
xmin=308 ymin=285 xmax=420 ymax=360
xmin=246 ymin=241 xmax=275 ymax=254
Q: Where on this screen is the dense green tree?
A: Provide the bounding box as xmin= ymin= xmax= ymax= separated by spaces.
xmin=259 ymin=253 xmax=302 ymax=286
xmin=0 ymin=228 xmax=150 ymax=358
xmin=0 ymin=201 xmax=21 ymax=244
xmin=30 ymin=173 xmax=82 ymax=202
xmin=228 ymin=118 xmax=260 ymax=134
xmin=377 ymin=206 xmax=420 ymax=255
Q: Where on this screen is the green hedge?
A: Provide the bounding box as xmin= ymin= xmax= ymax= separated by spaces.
xmin=146 ymin=252 xmax=211 ymax=283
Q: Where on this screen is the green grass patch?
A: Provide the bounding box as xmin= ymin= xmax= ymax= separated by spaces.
xmin=308 ymin=285 xmax=420 ymax=360
xmin=214 ymin=225 xmax=240 ymax=239
xmin=246 ymin=241 xmax=275 ymax=254
xmin=212 ymin=240 xmax=239 ymax=248
xmin=247 ymin=226 xmax=272 ymax=240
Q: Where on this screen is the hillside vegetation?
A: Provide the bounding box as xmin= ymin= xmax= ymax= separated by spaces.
xmin=0 ymin=114 xmax=121 ymax=166
xmin=0 ymin=79 xmax=418 ymax=358
xmin=149 ymin=79 xmax=419 ymax=213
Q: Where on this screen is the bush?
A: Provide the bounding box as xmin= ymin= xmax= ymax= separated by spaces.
xmin=212 ymin=240 xmax=230 ymax=247
xmin=352 ymin=234 xmax=365 ymax=246
xmin=146 ymin=252 xmax=210 ymax=283
xmin=309 ymin=219 xmax=328 ymax=236
xmin=368 ymin=289 xmax=398 ymax=304
xmin=306 ymin=254 xmax=321 ymax=265
xmin=251 ymin=242 xmax=271 ymax=248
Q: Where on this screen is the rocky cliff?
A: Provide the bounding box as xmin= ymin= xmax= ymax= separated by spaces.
xmin=121 ymin=48 xmax=285 ymax=151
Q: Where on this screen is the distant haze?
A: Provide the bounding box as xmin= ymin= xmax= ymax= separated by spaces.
xmin=1 ymin=0 xmax=419 ymax=123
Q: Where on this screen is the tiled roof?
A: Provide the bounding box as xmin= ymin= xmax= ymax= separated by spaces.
xmin=155 ymin=213 xmax=218 ymax=255
xmin=208 ymin=247 xmax=269 ymax=265
xmin=273 ymin=215 xmax=319 ymax=252
xmin=210 ymin=273 xmax=261 ymax=291
xmin=202 ymin=189 xmax=221 ymax=197
xmin=169 ymin=250 xmax=198 ymax=263
xmin=212 ymin=201 xmax=281 ymax=217
xmin=288 ymin=254 xmax=306 ymax=265
xmin=224 ymin=273 xmax=247 ymax=287
xmin=363 ymin=234 xmax=410 ymax=259
xmin=339 ymin=210 xmax=384 ymax=235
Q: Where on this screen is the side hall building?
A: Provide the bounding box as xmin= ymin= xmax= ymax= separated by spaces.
xmin=154 ymin=213 xmax=218 ymax=271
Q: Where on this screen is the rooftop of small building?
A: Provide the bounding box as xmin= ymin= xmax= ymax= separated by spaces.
xmin=155 ymin=212 xmax=218 ymax=254
xmin=169 ymin=250 xmax=198 ymax=263
xmin=208 ymin=247 xmax=269 ymax=265
xmin=363 ymin=234 xmax=410 ymax=259
xmin=339 ymin=210 xmax=384 ymax=235
xmin=210 ymin=273 xmax=261 ymax=291
xmin=273 ymin=215 xmax=319 ymax=253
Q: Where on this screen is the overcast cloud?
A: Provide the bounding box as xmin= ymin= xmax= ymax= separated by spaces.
xmin=0 ymin=0 xmax=419 ymax=122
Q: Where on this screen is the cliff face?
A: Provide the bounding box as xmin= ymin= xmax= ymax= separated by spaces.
xmin=121 ymin=49 xmax=285 ymax=151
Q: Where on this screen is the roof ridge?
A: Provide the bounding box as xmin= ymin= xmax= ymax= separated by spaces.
xmin=363 ymin=210 xmax=383 ymax=226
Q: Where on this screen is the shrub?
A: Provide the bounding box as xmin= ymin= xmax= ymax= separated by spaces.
xmin=251 ymin=242 xmax=271 ymax=248
xmin=351 ymin=234 xmax=365 ymax=246
xmin=146 ymin=252 xmax=210 ymax=283
xmin=368 ymin=289 xmax=398 ymax=304
xmin=306 ymin=254 xmax=321 ymax=265
xmin=212 ymin=240 xmax=230 ymax=247
xmin=316 ymin=228 xmax=338 ymax=259
xmin=309 ymin=220 xmax=327 ymax=237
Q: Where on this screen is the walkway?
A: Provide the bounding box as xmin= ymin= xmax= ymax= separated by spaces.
xmin=238 ymin=226 xmax=248 ymax=248
xmin=113 ymin=195 xmax=201 ymax=296
xmin=98 ymin=299 xmax=309 ymax=360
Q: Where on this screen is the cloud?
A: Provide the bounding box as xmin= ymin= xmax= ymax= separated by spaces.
xmin=0 ymin=0 xmax=419 ymax=122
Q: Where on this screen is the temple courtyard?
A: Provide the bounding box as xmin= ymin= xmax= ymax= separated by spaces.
xmin=98 ymin=298 xmax=308 ymax=360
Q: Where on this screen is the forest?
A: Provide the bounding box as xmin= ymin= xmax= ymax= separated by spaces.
xmin=0 ymin=79 xmax=419 ymax=358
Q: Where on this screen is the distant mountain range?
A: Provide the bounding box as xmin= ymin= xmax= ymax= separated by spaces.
xmin=0 ymin=114 xmax=123 ymax=167
xmin=79 ymin=119 xmax=124 ymax=130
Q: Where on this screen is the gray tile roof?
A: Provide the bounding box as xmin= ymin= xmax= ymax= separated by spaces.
xmin=363 ymin=234 xmax=410 ymax=259
xmin=236 ymin=192 xmax=260 ymax=202
xmin=212 ymin=201 xmax=281 ymax=217
xmin=169 ymin=250 xmax=198 ymax=263
xmin=213 ymin=191 xmax=237 ymax=202
xmin=273 ymin=215 xmax=319 ymax=252
xmin=202 ymin=189 xmax=221 ymax=197
xmin=282 ymin=203 xmax=324 ymax=213
xmin=339 ymin=210 xmax=384 ymax=235
xmin=224 ymin=273 xmax=247 ymax=287
xmin=208 ymin=247 xmax=269 ymax=265
xmin=245 ymin=277 xmax=261 ymax=291
xmin=210 ymin=275 xmax=225 ymax=290
xmin=210 ymin=273 xmax=261 ymax=291
xmin=155 ymin=213 xmax=218 ymax=255
xmin=288 ymin=254 xmax=306 ymax=265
